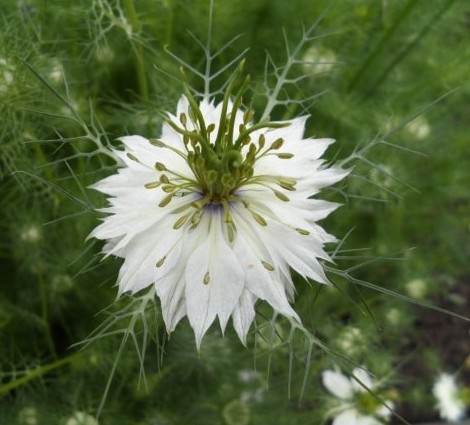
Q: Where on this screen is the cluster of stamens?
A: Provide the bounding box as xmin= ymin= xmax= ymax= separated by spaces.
xmin=126 ymin=66 xmax=311 ymax=276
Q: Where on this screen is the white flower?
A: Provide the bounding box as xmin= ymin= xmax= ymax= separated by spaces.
xmin=433 ymin=373 xmax=468 ymax=422
xmin=302 ymin=45 xmax=337 ymax=74
xmin=91 ymin=82 xmax=347 ymax=348
xmin=322 ymin=368 xmax=393 ymax=425
xmin=0 ymin=57 xmax=14 ymax=94
xmin=65 ymin=412 xmax=99 ymax=425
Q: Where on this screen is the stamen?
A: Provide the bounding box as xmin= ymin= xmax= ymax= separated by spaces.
xmin=162 ymin=185 xmax=176 ymax=193
xmin=275 ymin=153 xmax=294 ymax=159
xmin=155 ymin=162 xmax=167 ymax=171
xmin=250 ymin=210 xmax=267 ymax=226
xmin=261 ymin=261 xmax=275 ymax=271
xmin=270 ymin=138 xmax=284 ymax=150
xmin=127 ymin=153 xmax=139 ymax=162
xmin=226 ymin=222 xmax=235 ymax=243
xmin=273 ymin=190 xmax=290 ymax=202
xmin=296 ymin=228 xmax=310 ymax=235
xmin=278 ymin=178 xmax=297 ymax=191
xmin=149 ymin=139 xmax=165 ymax=148
xmin=203 ymin=272 xmax=210 ymax=285
xmin=159 ymin=193 xmax=174 ymax=207
xmin=145 ymin=181 xmax=161 ymax=189
xmin=191 ymin=208 xmax=203 ymax=225
xmin=156 ymin=256 xmax=166 ymax=268
xmin=173 ymin=214 xmax=190 ymax=229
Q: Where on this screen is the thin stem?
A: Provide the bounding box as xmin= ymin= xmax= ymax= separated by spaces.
xmin=123 ymin=0 xmax=149 ymax=102
xmin=38 ymin=268 xmax=57 ymax=358
xmin=0 ymin=351 xmax=83 ymax=396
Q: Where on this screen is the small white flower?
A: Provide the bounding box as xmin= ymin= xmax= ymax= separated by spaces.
xmin=336 ymin=326 xmax=365 ymax=355
xmin=65 ymin=411 xmax=99 ymax=425
xmin=0 ymin=57 xmax=14 ymax=94
xmin=433 ymin=373 xmax=468 ymax=422
xmin=17 ymin=407 xmax=38 ymax=425
xmin=322 ymin=368 xmax=393 ymax=425
xmin=20 ymin=225 xmax=42 ymax=243
xmin=406 ymin=115 xmax=430 ymax=140
xmin=91 ymin=81 xmax=347 ymax=348
xmin=405 ymin=278 xmax=428 ymax=299
xmin=302 ymin=45 xmax=337 ymax=74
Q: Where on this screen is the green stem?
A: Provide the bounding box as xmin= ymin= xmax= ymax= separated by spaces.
xmin=347 ymin=0 xmax=419 ymax=93
xmin=38 ymin=269 xmax=57 ymax=358
xmin=123 ymin=0 xmax=149 ymax=102
xmin=0 ymin=351 xmax=83 ymax=396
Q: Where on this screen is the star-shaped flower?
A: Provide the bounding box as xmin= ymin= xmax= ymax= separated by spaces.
xmin=322 ymin=368 xmax=394 ymax=425
xmin=91 ymin=80 xmax=347 ymax=348
xmin=433 ymin=373 xmax=469 ymax=422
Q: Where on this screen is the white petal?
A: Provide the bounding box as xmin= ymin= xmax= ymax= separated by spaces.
xmin=155 ymin=267 xmax=186 ymax=332
xmin=232 ymin=290 xmax=256 ymax=345
xmin=356 ymin=416 xmax=382 ymax=425
xmin=184 ymin=212 xmax=244 ymax=348
xmin=322 ymin=370 xmax=353 ymax=399
xmin=231 ymin=209 xmax=299 ymax=320
xmin=352 ymin=368 xmax=374 ymax=392
xmin=332 ymin=409 xmax=358 ymax=425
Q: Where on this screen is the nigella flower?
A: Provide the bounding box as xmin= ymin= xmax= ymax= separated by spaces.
xmin=322 ymin=368 xmax=394 ymax=425
xmin=91 ymin=76 xmax=347 ymax=348
xmin=433 ymin=373 xmax=469 ymax=422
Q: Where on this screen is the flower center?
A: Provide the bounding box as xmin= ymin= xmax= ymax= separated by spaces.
xmin=355 ymin=392 xmax=383 ymax=416
xmin=130 ymin=65 xmax=305 ymax=250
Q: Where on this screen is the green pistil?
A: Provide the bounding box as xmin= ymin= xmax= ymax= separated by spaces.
xmin=143 ymin=66 xmax=310 ymax=246
xmin=355 ymin=392 xmax=382 ymax=416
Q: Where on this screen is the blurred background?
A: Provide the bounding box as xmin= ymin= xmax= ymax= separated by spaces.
xmin=0 ymin=0 xmax=469 ymax=424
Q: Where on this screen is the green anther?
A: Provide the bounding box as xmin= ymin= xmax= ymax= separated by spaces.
xmin=278 ymin=178 xmax=297 ymax=191
xmin=258 ymin=134 xmax=265 ymax=150
xmin=162 ymin=185 xmax=175 ymax=193
xmin=160 ymin=175 xmax=170 ymax=184
xmin=192 ymin=198 xmax=209 ymax=209
xmin=207 ymin=123 xmax=215 ymax=133
xmin=127 ymin=152 xmax=139 ymax=162
xmin=156 ymin=256 xmax=166 ymax=268
xmin=279 ymin=177 xmax=296 ymax=186
xmin=296 ymin=228 xmax=310 ymax=235
xmin=149 ymin=139 xmax=165 ymax=147
xmin=191 ymin=209 xmax=203 ymax=225
xmin=261 ymin=261 xmax=275 ymax=271
xmin=251 ymin=211 xmax=267 ymax=226
xmin=173 ymin=214 xmax=190 ymax=229
xmin=227 ymin=223 xmax=235 ymax=243
xmin=144 ymin=181 xmax=161 ymax=189
xmin=276 ymin=153 xmax=294 ymax=159
xmin=279 ymin=182 xmax=296 ymax=191
xmin=242 ymin=200 xmax=250 ymax=208
xmin=274 ymin=190 xmax=290 ymax=202
xmin=159 ymin=194 xmax=173 ymax=207
xmin=155 ymin=162 xmax=167 ymax=171
xmin=270 ymin=138 xmax=284 ymax=150
xmin=203 ymin=272 xmax=210 ymax=285
xmin=179 ymin=113 xmax=187 ymax=126
xmin=222 ymin=201 xmax=233 ymax=223
xmin=243 ymin=108 xmax=253 ymax=124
